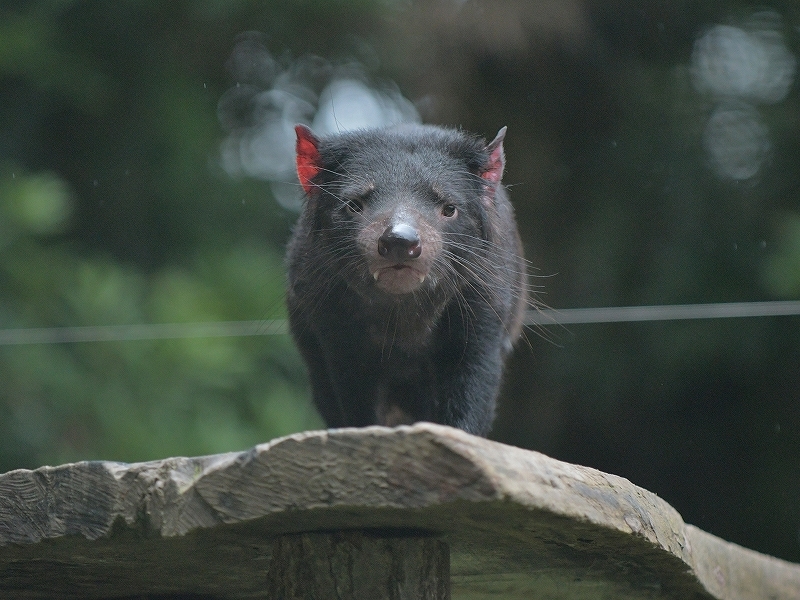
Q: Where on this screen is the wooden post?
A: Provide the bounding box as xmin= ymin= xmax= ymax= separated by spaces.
xmin=265 ymin=531 xmax=449 ymax=599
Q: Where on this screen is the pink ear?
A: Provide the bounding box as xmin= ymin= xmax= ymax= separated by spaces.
xmin=482 ymin=126 xmax=506 ymax=186
xmin=295 ymin=124 xmax=321 ymax=194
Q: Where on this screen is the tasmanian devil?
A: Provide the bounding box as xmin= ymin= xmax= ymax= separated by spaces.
xmin=286 ymin=123 xmax=527 ymax=436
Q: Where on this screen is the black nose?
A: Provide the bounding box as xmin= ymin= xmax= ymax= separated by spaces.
xmin=378 ymin=223 xmax=421 ymax=261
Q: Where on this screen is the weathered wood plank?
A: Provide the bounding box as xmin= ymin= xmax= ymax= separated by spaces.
xmin=0 ymin=423 xmax=798 ymax=599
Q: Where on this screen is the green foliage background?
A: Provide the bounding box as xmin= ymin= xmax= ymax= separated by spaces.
xmin=1 ymin=0 xmax=799 ymax=562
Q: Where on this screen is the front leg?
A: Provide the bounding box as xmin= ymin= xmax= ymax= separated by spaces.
xmin=289 ymin=324 xmax=348 ymax=427
xmin=434 ymin=306 xmax=507 ymax=436
xmin=438 ymin=351 xmax=504 ymax=436
xmin=310 ymin=327 xmax=384 ymax=428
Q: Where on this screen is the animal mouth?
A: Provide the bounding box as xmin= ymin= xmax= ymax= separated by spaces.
xmin=372 ymin=264 xmax=427 ymax=294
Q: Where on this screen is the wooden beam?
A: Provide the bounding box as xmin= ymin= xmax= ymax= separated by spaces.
xmin=1 ymin=423 xmax=799 ymax=599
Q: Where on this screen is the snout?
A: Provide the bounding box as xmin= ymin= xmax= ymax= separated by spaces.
xmin=378 ymin=223 xmax=422 ymax=262
xmin=372 ymin=221 xmax=427 ymax=294
xmin=359 ymin=210 xmax=442 ymax=296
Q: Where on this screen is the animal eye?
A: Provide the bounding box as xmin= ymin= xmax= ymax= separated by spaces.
xmin=441 ymin=203 xmax=457 ymax=218
xmin=344 ymin=198 xmax=363 ymax=214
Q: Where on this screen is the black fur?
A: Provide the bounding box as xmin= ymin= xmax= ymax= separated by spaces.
xmin=287 ymin=124 xmax=526 ymax=436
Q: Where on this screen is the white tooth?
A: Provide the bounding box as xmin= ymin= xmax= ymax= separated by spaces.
xmin=418 ymin=274 xmax=426 ymax=283
xmin=373 ymin=271 xmax=380 ymax=281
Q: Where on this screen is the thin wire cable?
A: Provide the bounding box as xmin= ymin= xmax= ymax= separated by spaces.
xmin=1 ymin=301 xmax=799 ymax=346
xmin=525 ymin=300 xmax=800 ymax=325
xmin=0 ymin=320 xmax=287 ymax=346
